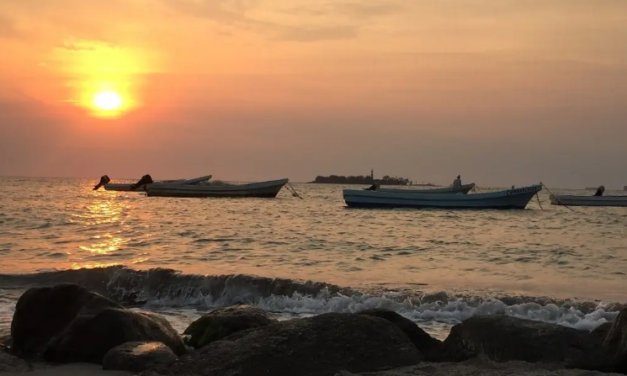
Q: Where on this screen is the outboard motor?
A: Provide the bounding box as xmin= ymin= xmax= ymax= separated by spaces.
xmin=93 ymin=175 xmax=111 ymax=190
xmin=130 ymin=174 xmax=154 ymax=191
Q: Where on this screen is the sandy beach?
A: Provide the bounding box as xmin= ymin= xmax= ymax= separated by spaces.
xmin=5 ymin=363 xmax=130 ymax=376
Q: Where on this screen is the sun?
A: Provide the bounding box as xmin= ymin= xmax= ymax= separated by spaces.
xmin=93 ymin=91 xmax=123 ymax=111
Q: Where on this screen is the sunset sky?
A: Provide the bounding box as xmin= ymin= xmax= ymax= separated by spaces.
xmin=1 ymin=0 xmax=626 ymax=187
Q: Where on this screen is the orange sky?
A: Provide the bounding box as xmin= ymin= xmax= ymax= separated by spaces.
xmin=1 ymin=0 xmax=626 ymax=187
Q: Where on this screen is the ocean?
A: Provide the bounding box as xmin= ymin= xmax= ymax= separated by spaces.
xmin=0 ymin=177 xmax=625 ymax=340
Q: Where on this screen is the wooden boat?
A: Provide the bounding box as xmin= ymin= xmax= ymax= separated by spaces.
xmin=377 ymin=183 xmax=475 ymax=195
xmin=144 ymin=178 xmax=289 ymax=198
xmin=102 ymin=175 xmax=212 ymax=192
xmin=343 ymin=184 xmax=542 ymax=210
xmin=550 ymin=195 xmax=627 ymax=207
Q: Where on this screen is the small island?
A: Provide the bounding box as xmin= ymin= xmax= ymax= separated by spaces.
xmin=311 ymin=170 xmax=435 ymax=186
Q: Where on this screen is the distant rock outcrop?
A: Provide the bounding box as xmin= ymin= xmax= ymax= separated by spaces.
xmin=311 ymin=175 xmax=412 ymax=185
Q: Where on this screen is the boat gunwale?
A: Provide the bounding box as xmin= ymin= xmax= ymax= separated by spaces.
xmin=343 ymin=184 xmax=542 ymax=201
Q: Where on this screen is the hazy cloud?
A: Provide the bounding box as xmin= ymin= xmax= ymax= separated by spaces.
xmin=285 ymin=1 xmax=403 ymax=18
xmin=277 ymin=25 xmax=357 ymax=42
xmin=0 ymin=14 xmax=23 ymax=39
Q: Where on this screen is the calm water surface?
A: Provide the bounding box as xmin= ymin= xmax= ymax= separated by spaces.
xmin=1 ymin=177 xmax=626 ymax=338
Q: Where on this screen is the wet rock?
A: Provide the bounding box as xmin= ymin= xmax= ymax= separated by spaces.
xmin=358 ymin=309 xmax=442 ymax=356
xmin=184 ymin=305 xmax=277 ymax=349
xmin=103 ymin=342 xmax=178 ymax=372
xmin=591 ymin=322 xmax=613 ymax=340
xmin=43 ymin=308 xmax=186 ymax=364
xmin=10 ymin=283 xmax=122 ymax=355
xmin=440 ymin=315 xmax=597 ymax=364
xmin=0 ymin=351 xmax=31 ymax=372
xmin=141 ymin=313 xmax=422 ymax=376
xmin=0 ymin=327 xmax=11 ymax=349
xmin=599 ymin=308 xmax=627 ymax=373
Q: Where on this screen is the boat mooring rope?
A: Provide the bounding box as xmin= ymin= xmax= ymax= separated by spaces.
xmin=540 ymin=182 xmax=577 ymax=213
xmin=285 ymin=181 xmax=303 ymax=199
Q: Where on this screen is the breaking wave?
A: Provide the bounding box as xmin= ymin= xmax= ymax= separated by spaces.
xmin=0 ymin=266 xmax=621 ymax=332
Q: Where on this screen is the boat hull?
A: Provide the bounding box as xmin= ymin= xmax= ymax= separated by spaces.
xmin=378 ymin=183 xmax=475 ymax=195
xmin=145 ymin=179 xmax=289 ymax=198
xmin=550 ymin=195 xmax=627 ymax=207
xmin=103 ymin=175 xmax=212 ymax=192
xmin=344 ymin=184 xmax=542 ymax=210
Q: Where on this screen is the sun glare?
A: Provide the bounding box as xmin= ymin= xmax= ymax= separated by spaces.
xmin=93 ymin=91 xmax=123 ymax=111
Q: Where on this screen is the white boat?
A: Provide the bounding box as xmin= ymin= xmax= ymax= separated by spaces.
xmin=550 ymin=195 xmax=627 ymax=207
xmin=144 ymin=178 xmax=289 ymax=198
xmin=377 ymin=183 xmax=475 ymax=195
xmin=101 ymin=175 xmax=212 ymax=192
xmin=343 ymin=184 xmax=542 ymax=210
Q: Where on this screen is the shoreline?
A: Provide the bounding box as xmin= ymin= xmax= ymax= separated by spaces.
xmin=2 ymin=282 xmax=626 ymax=375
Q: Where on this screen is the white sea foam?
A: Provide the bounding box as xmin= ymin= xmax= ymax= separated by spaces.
xmin=143 ymin=286 xmax=618 ymax=334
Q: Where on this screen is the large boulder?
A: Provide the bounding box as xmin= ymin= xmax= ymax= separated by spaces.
xmin=0 ymin=351 xmax=31 ymax=372
xmin=439 ymin=315 xmax=598 ymax=364
xmin=103 ymin=342 xmax=178 ymax=373
xmin=604 ymin=308 xmax=627 ymax=369
xmin=141 ymin=313 xmax=422 ymax=376
xmin=10 ymin=283 xmax=122 ymax=355
xmin=43 ymin=308 xmax=186 ymax=364
xmin=358 ymin=309 xmax=442 ymax=356
xmin=572 ymin=308 xmax=627 ymax=373
xmin=184 ymin=305 xmax=277 ymax=349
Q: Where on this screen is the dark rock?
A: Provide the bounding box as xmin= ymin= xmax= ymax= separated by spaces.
xmin=591 ymin=322 xmax=613 ymax=340
xmin=0 ymin=351 xmax=31 ymax=372
xmin=43 ymin=308 xmax=186 ymax=364
xmin=103 ymin=341 xmax=178 ymax=372
xmin=184 ymin=305 xmax=277 ymax=349
xmin=358 ymin=309 xmax=442 ymax=356
xmin=141 ymin=313 xmax=422 ymax=376
xmin=0 ymin=327 xmax=11 ymax=349
xmin=10 ymin=283 xmax=122 ymax=355
xmin=601 ymin=308 xmax=627 ymax=373
xmin=440 ymin=315 xmax=598 ymax=364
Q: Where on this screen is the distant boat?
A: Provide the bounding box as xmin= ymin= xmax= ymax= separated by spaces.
xmin=100 ymin=175 xmax=212 ymax=192
xmin=144 ymin=178 xmax=289 ymax=198
xmin=550 ymin=195 xmax=627 ymax=207
xmin=377 ymin=183 xmax=475 ymax=195
xmin=343 ymin=184 xmax=542 ymax=210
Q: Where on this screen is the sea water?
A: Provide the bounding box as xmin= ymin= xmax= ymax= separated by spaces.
xmin=0 ymin=177 xmax=625 ymax=339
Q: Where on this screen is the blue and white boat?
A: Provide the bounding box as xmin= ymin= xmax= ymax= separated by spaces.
xmin=343 ymin=184 xmax=542 ymax=210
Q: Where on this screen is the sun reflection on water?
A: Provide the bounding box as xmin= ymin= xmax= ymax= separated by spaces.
xmin=79 ymin=233 xmax=126 ymax=255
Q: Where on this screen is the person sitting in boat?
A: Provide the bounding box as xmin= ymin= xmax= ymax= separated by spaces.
xmin=364 ymin=184 xmax=378 ymax=191
xmin=594 ymin=185 xmax=605 ymax=196
xmin=452 ymin=175 xmax=462 ymax=189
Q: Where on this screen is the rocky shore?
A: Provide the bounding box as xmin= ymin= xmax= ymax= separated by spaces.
xmin=1 ymin=283 xmax=626 ymax=375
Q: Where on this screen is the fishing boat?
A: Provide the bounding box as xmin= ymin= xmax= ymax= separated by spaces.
xmin=343 ymin=184 xmax=542 ymax=210
xmin=550 ymin=195 xmax=627 ymax=207
xmin=97 ymin=175 xmax=212 ymax=192
xmin=144 ymin=178 xmax=289 ymax=198
xmin=377 ymin=183 xmax=476 ymax=195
